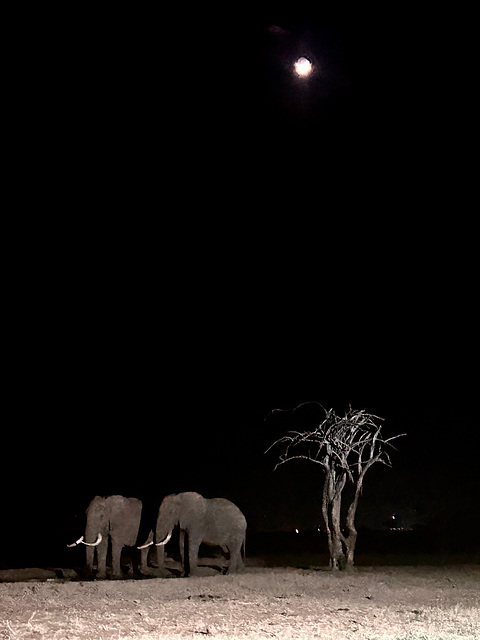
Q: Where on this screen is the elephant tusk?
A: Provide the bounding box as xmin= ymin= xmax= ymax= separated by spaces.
xmin=137 ymin=541 xmax=154 ymax=549
xmin=155 ymin=530 xmax=172 ymax=547
xmin=81 ymin=533 xmax=103 ymax=547
xmin=67 ymin=536 xmax=85 ymax=548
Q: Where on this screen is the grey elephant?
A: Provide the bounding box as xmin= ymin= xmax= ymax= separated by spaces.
xmin=141 ymin=491 xmax=246 ymax=576
xmin=67 ymin=495 xmax=157 ymax=579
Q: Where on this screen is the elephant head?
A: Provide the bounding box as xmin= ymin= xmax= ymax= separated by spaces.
xmin=137 ymin=493 xmax=203 ymax=550
xmin=157 ymin=492 xmax=206 ymax=541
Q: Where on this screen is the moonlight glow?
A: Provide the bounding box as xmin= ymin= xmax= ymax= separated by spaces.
xmin=294 ymin=57 xmax=313 ymax=78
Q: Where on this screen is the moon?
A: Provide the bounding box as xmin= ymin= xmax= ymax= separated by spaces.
xmin=294 ymin=57 xmax=313 ymax=78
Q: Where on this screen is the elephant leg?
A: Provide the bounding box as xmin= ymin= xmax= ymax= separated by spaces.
xmin=155 ymin=545 xmax=165 ymax=574
xmin=111 ymin=540 xmax=123 ymax=579
xmin=187 ymin=533 xmax=201 ymax=576
xmin=226 ymin=538 xmax=244 ymax=574
xmin=85 ymin=546 xmax=95 ymax=579
xmin=96 ymin=538 xmax=108 ymax=579
xmin=139 ymin=546 xmax=149 ymax=574
xmin=179 ymin=529 xmax=186 ymax=575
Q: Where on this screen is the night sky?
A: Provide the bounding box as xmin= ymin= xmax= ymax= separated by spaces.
xmin=4 ymin=7 xmax=477 ymax=567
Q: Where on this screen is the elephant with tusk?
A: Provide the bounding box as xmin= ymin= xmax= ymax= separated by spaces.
xmin=67 ymin=495 xmax=158 ymax=579
xmin=143 ymin=491 xmax=247 ymax=576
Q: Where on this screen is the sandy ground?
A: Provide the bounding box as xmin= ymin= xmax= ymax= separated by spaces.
xmin=1 ymin=565 xmax=479 ymax=639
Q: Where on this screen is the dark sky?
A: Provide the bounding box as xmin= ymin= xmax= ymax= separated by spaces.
xmin=4 ymin=8 xmax=477 ymax=565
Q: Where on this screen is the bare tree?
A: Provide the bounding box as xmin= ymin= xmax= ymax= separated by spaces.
xmin=266 ymin=403 xmax=405 ymax=571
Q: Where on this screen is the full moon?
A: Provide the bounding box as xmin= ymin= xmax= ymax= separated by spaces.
xmin=294 ymin=57 xmax=313 ymax=78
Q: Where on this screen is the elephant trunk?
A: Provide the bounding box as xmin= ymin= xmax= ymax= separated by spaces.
xmin=67 ymin=533 xmax=103 ymax=548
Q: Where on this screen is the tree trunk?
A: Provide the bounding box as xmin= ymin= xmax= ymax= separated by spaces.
xmin=344 ymin=503 xmax=358 ymax=569
xmin=344 ymin=531 xmax=357 ymax=568
xmin=343 ymin=470 xmax=367 ymax=568
xmin=322 ymin=470 xmax=347 ymax=570
xmin=321 ymin=474 xmax=334 ymax=565
xmin=330 ymin=529 xmax=346 ymax=570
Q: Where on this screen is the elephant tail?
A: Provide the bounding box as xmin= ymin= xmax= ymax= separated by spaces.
xmin=241 ymin=533 xmax=246 ymax=563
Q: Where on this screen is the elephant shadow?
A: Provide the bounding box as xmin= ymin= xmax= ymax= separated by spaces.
xmin=75 ymin=545 xmax=154 ymax=580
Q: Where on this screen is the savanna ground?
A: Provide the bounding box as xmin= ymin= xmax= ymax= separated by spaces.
xmin=1 ymin=564 xmax=479 ymax=640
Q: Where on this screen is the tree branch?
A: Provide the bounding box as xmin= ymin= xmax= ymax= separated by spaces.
xmin=273 ymin=454 xmax=328 ymax=472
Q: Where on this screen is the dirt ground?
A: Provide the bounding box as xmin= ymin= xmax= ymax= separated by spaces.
xmin=1 ymin=565 xmax=479 ymax=640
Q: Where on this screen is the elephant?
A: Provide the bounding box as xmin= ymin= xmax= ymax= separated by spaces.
xmin=67 ymin=495 xmax=157 ymax=579
xmin=141 ymin=491 xmax=246 ymax=576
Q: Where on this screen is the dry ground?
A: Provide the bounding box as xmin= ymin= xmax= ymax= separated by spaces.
xmin=1 ymin=565 xmax=479 ymax=640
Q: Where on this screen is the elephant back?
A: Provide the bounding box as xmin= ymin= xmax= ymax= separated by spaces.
xmin=206 ymin=498 xmax=247 ymax=537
